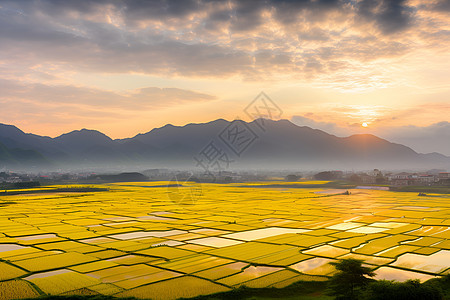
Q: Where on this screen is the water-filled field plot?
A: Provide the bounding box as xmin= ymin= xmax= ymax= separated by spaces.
xmin=0 ymin=182 xmax=449 ymax=299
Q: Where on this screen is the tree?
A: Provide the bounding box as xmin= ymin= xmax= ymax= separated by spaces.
xmin=361 ymin=279 xmax=442 ymax=300
xmin=13 ymin=181 xmax=40 ymax=188
xmin=314 ymin=171 xmax=335 ymax=180
xmin=375 ymin=173 xmax=385 ymax=184
xmin=314 ymin=171 xmax=342 ymax=180
xmin=349 ymin=174 xmax=362 ymax=183
xmin=285 ymin=174 xmax=301 ymax=181
xmin=327 ymin=259 xmax=375 ymax=300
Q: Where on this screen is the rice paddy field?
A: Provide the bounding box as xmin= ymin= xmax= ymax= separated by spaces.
xmin=0 ymin=181 xmax=449 ymax=299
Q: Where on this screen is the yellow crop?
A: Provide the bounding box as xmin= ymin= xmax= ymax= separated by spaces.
xmin=28 ymin=270 xmax=100 ymax=295
xmin=0 ymin=262 xmax=27 ymax=281
xmin=218 ymin=265 xmax=282 ymax=286
xmin=240 ymin=269 xmax=299 ymax=288
xmin=115 ymin=275 xmax=230 ymax=299
xmin=87 ymin=283 xmax=123 ymax=295
xmin=14 ymin=252 xmax=97 ymax=272
xmin=0 ymin=182 xmax=447 ymax=298
xmin=0 ymin=280 xmax=39 ymax=300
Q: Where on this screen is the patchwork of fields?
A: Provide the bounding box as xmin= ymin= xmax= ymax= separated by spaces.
xmin=0 ymin=181 xmax=449 ymax=299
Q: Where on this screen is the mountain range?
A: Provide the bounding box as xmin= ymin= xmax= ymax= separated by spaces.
xmin=0 ymin=119 xmax=449 ymax=171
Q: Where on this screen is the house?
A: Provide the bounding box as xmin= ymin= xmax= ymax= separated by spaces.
xmin=359 ymin=174 xmax=376 ymax=184
xmin=417 ymin=174 xmax=436 ymax=185
xmin=369 ymin=169 xmax=382 ymax=177
xmin=391 ymin=178 xmax=413 ymax=186
xmin=389 ymin=172 xmax=418 ymax=186
xmin=438 ymin=172 xmax=450 ymax=179
xmin=438 ymin=172 xmax=450 ymax=185
xmin=391 ymin=172 xmax=411 ymax=180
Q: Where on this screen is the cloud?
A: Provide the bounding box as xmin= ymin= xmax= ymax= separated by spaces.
xmin=422 ymin=0 xmax=450 ymax=12
xmin=0 ymin=0 xmax=445 ymax=84
xmin=291 ymin=115 xmax=350 ymax=136
xmin=357 ymin=0 xmax=414 ymax=34
xmin=0 ymin=79 xmax=216 ymax=110
xmin=0 ymin=0 xmax=447 ymax=141
xmin=380 ymin=122 xmax=450 ymax=156
xmin=0 ymin=78 xmax=218 ymax=137
xmin=123 ymin=0 xmax=200 ymax=20
xmin=291 ymin=114 xmax=450 ymax=156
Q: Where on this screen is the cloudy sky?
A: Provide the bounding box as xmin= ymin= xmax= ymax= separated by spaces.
xmin=0 ymin=0 xmax=449 ymax=154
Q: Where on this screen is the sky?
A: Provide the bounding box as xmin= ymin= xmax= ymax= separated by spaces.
xmin=0 ymin=0 xmax=449 ymax=155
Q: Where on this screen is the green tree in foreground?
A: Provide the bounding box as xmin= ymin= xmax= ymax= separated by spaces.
xmin=327 ymin=259 xmax=375 ymax=300
xmin=425 ymin=274 xmax=450 ymax=299
xmin=361 ymin=279 xmax=442 ymax=300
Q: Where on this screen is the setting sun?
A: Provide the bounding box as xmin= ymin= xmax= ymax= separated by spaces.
xmin=362 ymin=122 xmax=368 ymax=127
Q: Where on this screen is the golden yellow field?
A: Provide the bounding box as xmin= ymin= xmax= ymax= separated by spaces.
xmin=0 ymin=182 xmax=449 ymax=299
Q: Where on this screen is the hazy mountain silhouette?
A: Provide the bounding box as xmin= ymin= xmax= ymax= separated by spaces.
xmin=0 ymin=141 xmax=48 ymax=168
xmin=0 ymin=119 xmax=449 ymax=171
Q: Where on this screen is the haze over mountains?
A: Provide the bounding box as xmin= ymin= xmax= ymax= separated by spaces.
xmin=0 ymin=119 xmax=449 ymax=172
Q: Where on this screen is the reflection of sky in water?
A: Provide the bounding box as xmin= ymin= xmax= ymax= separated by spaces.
xmin=189 ymin=237 xmax=243 ymax=248
xmin=391 ymin=250 xmax=450 ymax=274
xmin=0 ymin=244 xmax=27 ymax=252
xmin=409 ymin=226 xmax=449 ymax=236
xmin=339 ymin=253 xmax=393 ymax=266
xmin=374 ymin=267 xmax=434 ymax=282
xmin=395 ymin=206 xmax=431 ymax=211
xmin=223 ymin=227 xmax=310 ymax=241
xmin=242 ymin=266 xmax=281 ymax=278
xmin=137 ymin=215 xmax=176 ymax=221
xmin=17 ymin=234 xmax=57 ymax=241
xmin=102 ymin=216 xmax=133 ymax=221
xmin=290 ymin=257 xmax=335 ymax=275
xmin=303 ymin=245 xmax=349 ymax=257
xmin=347 ymin=226 xmax=388 ymax=234
xmin=326 ymin=222 xmax=365 ymax=230
xmin=370 ymin=222 xmax=408 ymax=228
xmin=25 ymin=269 xmax=71 ymax=280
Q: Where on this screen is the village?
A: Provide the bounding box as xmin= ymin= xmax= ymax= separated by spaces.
xmin=346 ymin=169 xmax=450 ymax=186
xmin=1 ymin=169 xmax=450 ymax=188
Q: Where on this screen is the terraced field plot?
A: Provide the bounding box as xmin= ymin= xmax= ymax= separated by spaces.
xmin=0 ymin=182 xmax=449 ymax=299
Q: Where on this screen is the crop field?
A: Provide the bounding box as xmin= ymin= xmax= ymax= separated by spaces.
xmin=0 ymin=181 xmax=449 ymax=299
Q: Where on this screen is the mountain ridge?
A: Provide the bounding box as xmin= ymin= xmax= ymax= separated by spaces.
xmin=0 ymin=119 xmax=448 ymax=171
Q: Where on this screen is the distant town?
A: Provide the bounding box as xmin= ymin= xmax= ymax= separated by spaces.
xmin=310 ymin=169 xmax=450 ymax=187
xmin=1 ymin=168 xmax=449 ymax=190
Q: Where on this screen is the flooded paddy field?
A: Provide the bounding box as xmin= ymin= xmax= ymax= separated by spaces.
xmin=0 ymin=182 xmax=449 ymax=299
